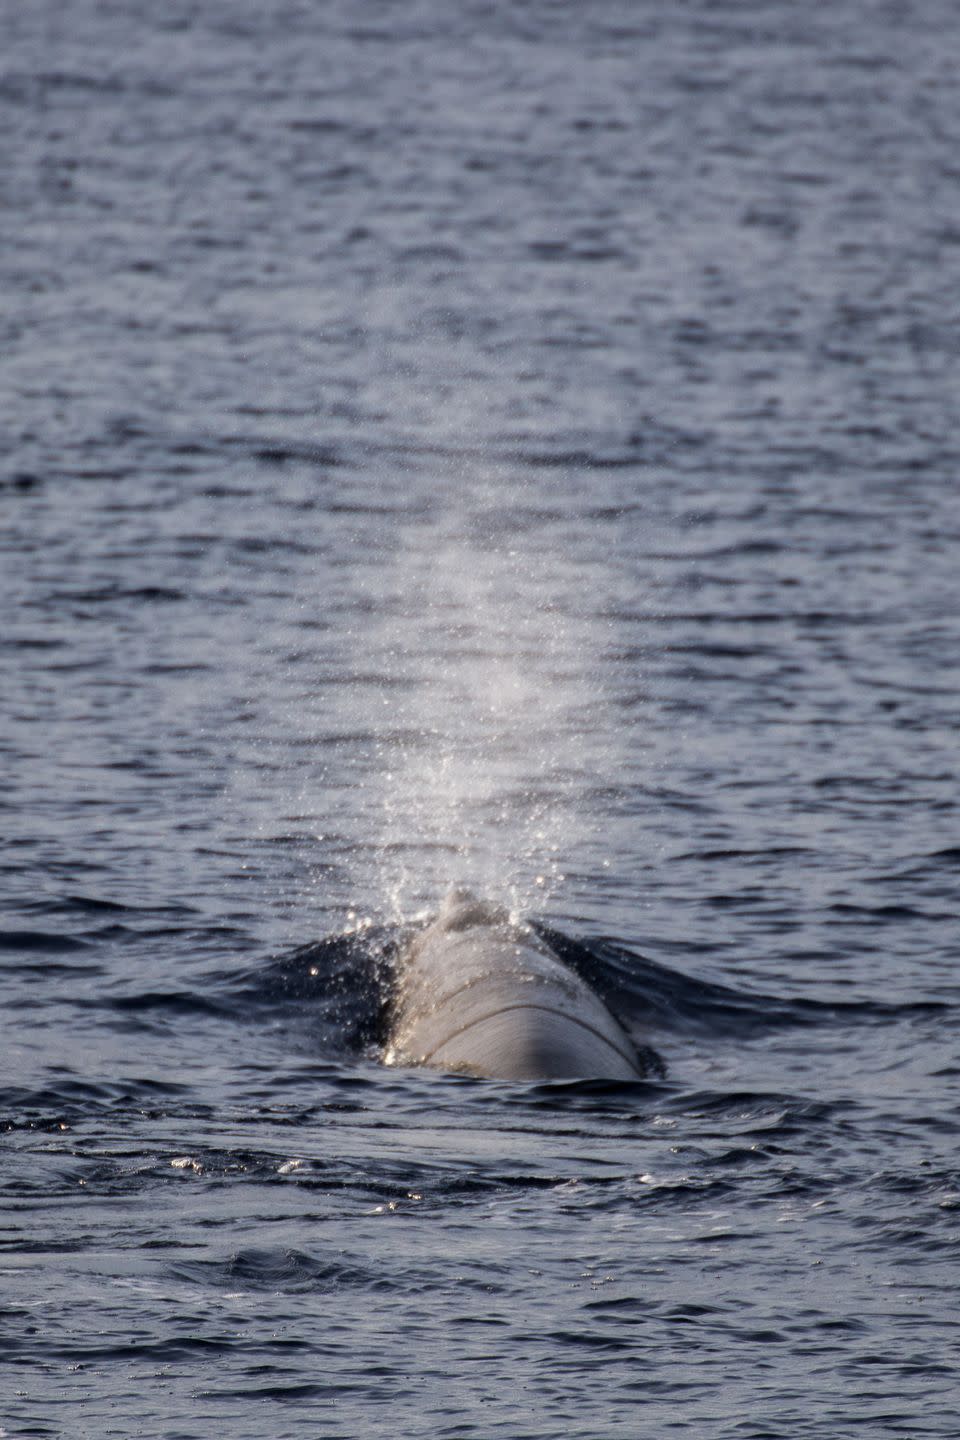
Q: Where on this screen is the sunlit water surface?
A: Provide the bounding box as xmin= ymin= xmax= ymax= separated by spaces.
xmin=3 ymin=2 xmax=960 ymax=1436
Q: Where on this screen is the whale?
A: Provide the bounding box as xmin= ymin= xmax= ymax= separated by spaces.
xmin=383 ymin=888 xmax=643 ymax=1081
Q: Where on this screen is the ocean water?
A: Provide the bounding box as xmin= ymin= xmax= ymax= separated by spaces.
xmin=2 ymin=1 xmax=960 ymax=1435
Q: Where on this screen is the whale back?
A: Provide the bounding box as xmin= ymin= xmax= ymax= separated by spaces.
xmin=385 ymin=892 xmax=641 ymax=1081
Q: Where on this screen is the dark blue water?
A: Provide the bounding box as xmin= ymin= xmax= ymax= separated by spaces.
xmin=3 ymin=1 xmax=960 ymax=1434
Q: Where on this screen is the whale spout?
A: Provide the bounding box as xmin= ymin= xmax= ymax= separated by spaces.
xmin=385 ymin=889 xmax=642 ymax=1081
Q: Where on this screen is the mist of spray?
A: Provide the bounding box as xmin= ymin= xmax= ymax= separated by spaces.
xmin=364 ymin=460 xmax=605 ymax=922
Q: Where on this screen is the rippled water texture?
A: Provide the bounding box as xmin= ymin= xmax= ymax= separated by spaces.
xmin=3 ymin=1 xmax=960 ymax=1436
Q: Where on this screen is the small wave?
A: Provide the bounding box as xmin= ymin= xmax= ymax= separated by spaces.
xmin=92 ymin=990 xmax=232 ymax=1018
xmin=169 ymin=1245 xmax=380 ymax=1294
xmin=0 ymin=929 xmax=92 ymax=953
xmin=1 ymin=1074 xmax=191 ymax=1128
xmin=533 ymin=925 xmax=948 ymax=1037
xmin=230 ymin=922 xmax=414 ymax=1054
